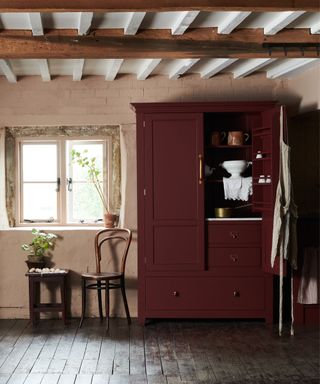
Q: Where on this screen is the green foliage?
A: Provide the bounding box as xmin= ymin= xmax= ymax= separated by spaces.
xmin=21 ymin=228 xmax=58 ymax=258
xmin=71 ymin=149 xmax=109 ymax=213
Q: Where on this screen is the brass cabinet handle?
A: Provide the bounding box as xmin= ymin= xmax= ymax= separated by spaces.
xmin=230 ymin=231 xmax=239 ymax=239
xmin=230 ymin=254 xmax=238 ymax=262
xmin=199 ymin=154 xmax=203 ymax=184
xmin=173 ymin=291 xmax=179 ymax=297
xmin=233 ymin=291 xmax=240 ymax=297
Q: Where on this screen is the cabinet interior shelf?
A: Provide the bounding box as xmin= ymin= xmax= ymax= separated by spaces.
xmin=252 ymin=132 xmax=272 ymax=137
xmin=253 ymin=157 xmax=272 ymax=161
xmin=253 ymin=201 xmax=272 ymax=207
xmin=206 ymin=179 xmax=223 ymax=183
xmin=254 ymin=126 xmax=272 ymax=132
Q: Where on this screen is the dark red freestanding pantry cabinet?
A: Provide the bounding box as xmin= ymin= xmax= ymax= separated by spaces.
xmin=132 ymin=102 xmax=283 ymax=325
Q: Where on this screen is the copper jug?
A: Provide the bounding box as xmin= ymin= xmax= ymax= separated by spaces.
xmin=227 ymin=131 xmax=249 ymax=146
xmin=211 ymin=131 xmax=226 ymax=146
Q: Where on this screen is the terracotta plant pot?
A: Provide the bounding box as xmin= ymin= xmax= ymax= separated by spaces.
xmin=103 ymin=213 xmax=118 ymax=228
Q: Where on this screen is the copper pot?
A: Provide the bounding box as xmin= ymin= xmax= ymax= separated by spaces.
xmin=214 ymin=207 xmax=233 ymax=218
xmin=214 ymin=204 xmax=252 ymax=218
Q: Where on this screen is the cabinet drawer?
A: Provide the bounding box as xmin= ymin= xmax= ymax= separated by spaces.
xmin=208 ymin=247 xmax=261 ymax=268
xmin=208 ymin=223 xmax=261 ymax=245
xmin=146 ymin=277 xmax=265 ymax=311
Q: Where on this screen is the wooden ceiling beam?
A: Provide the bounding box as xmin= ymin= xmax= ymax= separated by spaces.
xmin=137 ymin=59 xmax=161 ymax=80
xmin=310 ymin=21 xmax=320 ymax=35
xmin=0 ymin=59 xmax=17 ymax=82
xmin=73 ymin=58 xmax=85 ymax=80
xmin=267 ymin=58 xmax=318 ymax=78
xmin=28 ymin=12 xmax=43 ymax=36
xmin=38 ymin=59 xmax=51 ymax=81
xmin=218 ymin=12 xmax=251 ymax=34
xmin=105 ymin=58 xmax=123 ymax=80
xmin=78 ymin=12 xmax=93 ymax=35
xmin=232 ymin=58 xmax=276 ymax=78
xmin=200 ymin=58 xmax=238 ymax=79
xmin=0 ymin=29 xmax=318 ymax=59
xmin=124 ymin=12 xmax=146 ymax=35
xmin=264 ymin=11 xmax=305 ymax=35
xmin=171 ymin=11 xmax=200 ymax=35
xmin=169 ymin=58 xmax=200 ymax=79
xmin=0 ymin=0 xmax=317 ymax=12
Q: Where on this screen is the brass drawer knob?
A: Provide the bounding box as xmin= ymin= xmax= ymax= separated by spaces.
xmin=230 ymin=231 xmax=239 ymax=239
xmin=173 ymin=291 xmax=179 ymax=297
xmin=230 ymin=254 xmax=238 ymax=262
xmin=233 ymin=291 xmax=240 ymax=297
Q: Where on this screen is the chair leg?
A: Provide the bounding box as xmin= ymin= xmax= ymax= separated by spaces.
xmin=121 ymin=278 xmax=131 ymax=326
xmin=79 ymin=277 xmax=86 ymax=328
xmin=97 ymin=281 xmax=103 ymax=321
xmin=105 ymin=280 xmax=110 ymax=332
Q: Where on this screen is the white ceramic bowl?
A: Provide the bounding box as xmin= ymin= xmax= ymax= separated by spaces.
xmin=221 ymin=160 xmax=250 ymax=178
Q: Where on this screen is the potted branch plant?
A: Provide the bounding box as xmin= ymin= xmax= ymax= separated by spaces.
xmin=22 ymin=228 xmax=58 ymax=269
xmin=71 ymin=149 xmax=118 ymax=228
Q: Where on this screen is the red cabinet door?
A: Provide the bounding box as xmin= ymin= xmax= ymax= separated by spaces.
xmin=253 ymin=106 xmax=286 ymax=275
xmin=144 ymin=113 xmax=204 ymax=271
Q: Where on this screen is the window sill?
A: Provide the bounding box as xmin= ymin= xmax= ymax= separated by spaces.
xmin=4 ymin=226 xmax=105 ymax=231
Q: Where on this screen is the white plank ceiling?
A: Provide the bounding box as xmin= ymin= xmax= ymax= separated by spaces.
xmin=0 ymin=11 xmax=319 ymax=82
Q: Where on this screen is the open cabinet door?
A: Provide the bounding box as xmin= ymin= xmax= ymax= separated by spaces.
xmin=252 ymin=105 xmax=287 ymax=275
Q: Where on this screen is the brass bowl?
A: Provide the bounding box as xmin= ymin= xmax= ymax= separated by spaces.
xmin=214 ymin=207 xmax=233 ymax=218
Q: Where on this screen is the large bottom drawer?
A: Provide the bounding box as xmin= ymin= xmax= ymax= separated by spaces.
xmin=146 ymin=276 xmax=265 ymax=312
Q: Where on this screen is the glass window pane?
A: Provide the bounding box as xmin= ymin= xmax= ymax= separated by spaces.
xmin=23 ymin=183 xmax=57 ymax=221
xmin=68 ymin=142 xmax=104 ymax=182
xmin=22 ymin=143 xmax=57 ymax=182
xmin=67 ymin=182 xmax=103 ymax=222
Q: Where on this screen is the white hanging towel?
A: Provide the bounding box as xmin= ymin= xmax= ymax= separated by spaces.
xmin=223 ymin=176 xmax=252 ymax=201
xmin=298 ymin=247 xmax=319 ymax=304
xmin=270 ymin=106 xmax=298 ymax=336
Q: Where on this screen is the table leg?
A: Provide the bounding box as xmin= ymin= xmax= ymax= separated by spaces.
xmin=61 ymin=275 xmax=67 ymax=325
xmin=28 ymin=278 xmax=35 ymax=326
xmin=35 ymin=281 xmax=40 ymax=324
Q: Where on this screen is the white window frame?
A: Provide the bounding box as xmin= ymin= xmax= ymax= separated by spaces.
xmin=16 ymin=136 xmax=112 ymax=227
xmin=66 ymin=139 xmax=109 ymax=224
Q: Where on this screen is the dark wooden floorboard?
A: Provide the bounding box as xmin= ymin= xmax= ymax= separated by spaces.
xmin=0 ymin=322 xmax=34 ymax=375
xmin=57 ymin=374 xmax=76 ymax=384
xmin=157 ymin=323 xmax=179 ymax=377
xmin=41 ymin=373 xmax=60 ymax=384
xmin=91 ymin=374 xmax=110 ymax=384
xmin=144 ymin=325 xmax=162 ymax=376
xmin=113 ymin=320 xmax=130 ymax=375
xmin=0 ymin=319 xmax=318 ymax=384
xmin=129 ymin=323 xmax=145 ymax=375
xmin=0 ymin=375 xmax=10 ymax=384
xmin=74 ymin=374 xmax=93 ymax=384
xmin=6 ymin=373 xmax=28 ymax=384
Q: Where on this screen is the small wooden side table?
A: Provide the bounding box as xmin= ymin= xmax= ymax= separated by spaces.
xmin=25 ymin=270 xmax=69 ymax=325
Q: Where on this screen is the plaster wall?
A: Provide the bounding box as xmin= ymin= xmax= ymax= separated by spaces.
xmin=0 ymin=71 xmax=317 ymax=319
xmin=286 ymin=65 xmax=320 ymax=114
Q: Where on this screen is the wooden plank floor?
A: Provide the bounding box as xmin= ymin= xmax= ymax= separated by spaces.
xmin=0 ymin=319 xmax=318 ymax=383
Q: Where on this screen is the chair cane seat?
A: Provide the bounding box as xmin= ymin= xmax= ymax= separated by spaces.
xmin=81 ymin=271 xmax=122 ymax=280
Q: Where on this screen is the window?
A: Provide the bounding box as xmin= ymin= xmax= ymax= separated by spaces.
xmin=17 ymin=138 xmax=111 ymax=225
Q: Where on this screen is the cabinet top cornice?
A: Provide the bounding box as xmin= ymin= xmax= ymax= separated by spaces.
xmin=131 ymin=101 xmax=279 ymax=114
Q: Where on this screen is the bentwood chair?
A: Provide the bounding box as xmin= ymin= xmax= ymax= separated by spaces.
xmin=79 ymin=228 xmax=132 ymax=330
